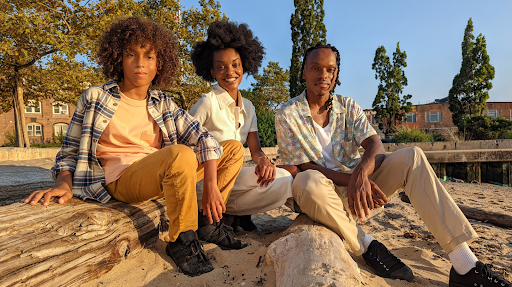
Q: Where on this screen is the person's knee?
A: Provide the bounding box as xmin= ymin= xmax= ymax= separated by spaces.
xmin=162 ymin=144 xmax=198 ymax=171
xmin=220 ymin=140 xmax=244 ymax=162
xmin=293 ymin=170 xmax=329 ymax=204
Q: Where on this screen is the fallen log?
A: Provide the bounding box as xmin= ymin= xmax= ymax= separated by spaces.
xmin=458 ymin=205 xmax=512 ymax=229
xmin=266 ymin=214 xmax=364 ymax=287
xmin=0 ymin=198 xmax=168 ymax=287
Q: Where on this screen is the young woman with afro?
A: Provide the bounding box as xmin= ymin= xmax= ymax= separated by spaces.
xmin=23 ymin=16 xmax=246 ymax=277
xmin=189 ymin=21 xmax=293 ymax=231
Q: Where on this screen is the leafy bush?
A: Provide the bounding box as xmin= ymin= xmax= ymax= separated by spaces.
xmin=392 ymin=126 xmax=433 ymax=143
xmin=462 ymin=115 xmax=512 ymax=140
xmin=255 ymin=109 xmax=277 ymax=147
xmin=2 ymin=130 xmax=17 ymax=147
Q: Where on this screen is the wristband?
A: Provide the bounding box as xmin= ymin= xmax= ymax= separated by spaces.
xmin=258 ymin=155 xmax=276 ymax=166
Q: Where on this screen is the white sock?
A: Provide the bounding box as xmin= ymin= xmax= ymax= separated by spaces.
xmin=362 ymin=234 xmax=376 ymax=253
xmin=448 ymin=242 xmax=478 ymax=275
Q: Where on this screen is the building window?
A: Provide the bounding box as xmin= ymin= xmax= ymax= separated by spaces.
xmin=371 ymin=115 xmax=376 ymax=124
xmin=53 ymin=102 xmax=69 ymax=115
xmin=53 ymin=123 xmax=69 ymax=137
xmin=485 ymin=110 xmax=500 ymax=119
xmin=426 ymin=112 xmax=442 ymax=123
xmin=404 ymin=112 xmax=416 ymax=123
xmin=27 ymin=123 xmax=42 ymax=136
xmin=25 ymin=101 xmax=41 ymax=113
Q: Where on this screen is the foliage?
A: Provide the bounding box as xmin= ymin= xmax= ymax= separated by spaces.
xmin=448 ymin=18 xmax=495 ymax=132
xmin=392 ymin=126 xmax=433 ymax=143
xmin=289 ymin=0 xmax=326 ymax=98
xmin=371 ymin=43 xmax=413 ymax=137
xmin=2 ymin=130 xmax=16 ymax=147
xmin=255 ymin=109 xmax=277 ymax=147
xmin=462 ymin=115 xmax=512 ymax=140
xmin=248 ymin=61 xmax=290 ymax=111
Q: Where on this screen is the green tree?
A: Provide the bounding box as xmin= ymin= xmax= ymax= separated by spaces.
xmin=0 ymin=0 xmax=115 ymax=147
xmin=289 ymin=0 xmax=326 ymax=98
xmin=448 ymin=18 xmax=495 ymax=134
xmin=248 ymin=61 xmax=290 ymax=111
xmin=371 ymin=43 xmax=412 ymax=137
xmin=255 ymin=109 xmax=277 ymax=147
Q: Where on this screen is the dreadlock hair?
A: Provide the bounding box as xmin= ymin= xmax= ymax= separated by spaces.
xmin=300 ymin=42 xmax=341 ymax=111
xmin=191 ymin=21 xmax=265 ymax=82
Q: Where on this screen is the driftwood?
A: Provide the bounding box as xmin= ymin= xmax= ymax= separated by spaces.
xmin=0 ymin=198 xmax=168 ymax=287
xmin=266 ymin=214 xmax=364 ymax=287
xmin=459 ymin=205 xmax=512 ymax=229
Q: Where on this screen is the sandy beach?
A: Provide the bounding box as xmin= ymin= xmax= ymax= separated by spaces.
xmin=80 ymin=181 xmax=511 ymax=287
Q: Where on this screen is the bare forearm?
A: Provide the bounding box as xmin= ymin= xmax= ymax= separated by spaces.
xmin=202 ymin=159 xmax=218 ymax=187
xmin=297 ymin=162 xmax=352 ymax=186
xmin=356 ymin=135 xmax=386 ymax=176
xmin=56 ymin=170 xmax=73 ymax=191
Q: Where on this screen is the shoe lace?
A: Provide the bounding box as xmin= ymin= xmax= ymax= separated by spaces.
xmin=479 ymin=263 xmax=510 ymax=285
xmin=215 ymin=223 xmax=237 ymax=245
xmin=371 ymin=245 xmax=402 ymax=270
xmin=188 ymin=239 xmax=208 ymax=262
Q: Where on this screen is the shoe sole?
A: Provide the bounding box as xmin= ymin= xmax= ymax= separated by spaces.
xmin=366 ymin=264 xmax=415 ymax=282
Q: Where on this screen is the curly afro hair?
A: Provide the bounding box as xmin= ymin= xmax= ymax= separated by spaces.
xmin=97 ymin=16 xmax=178 ymax=88
xmin=191 ymin=21 xmax=265 ymax=82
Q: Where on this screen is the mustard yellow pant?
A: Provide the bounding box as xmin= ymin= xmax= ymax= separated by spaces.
xmin=105 ymin=140 xmax=244 ymax=242
xmin=292 ymin=147 xmax=478 ymax=256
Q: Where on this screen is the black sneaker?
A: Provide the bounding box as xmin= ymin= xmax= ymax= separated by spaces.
xmin=222 ymin=214 xmax=260 ymax=232
xmin=165 ymin=230 xmax=214 ymax=277
xmin=449 ymin=261 xmax=511 ymax=287
xmin=197 ymin=220 xmax=248 ymax=250
xmin=362 ymin=240 xmax=415 ymax=282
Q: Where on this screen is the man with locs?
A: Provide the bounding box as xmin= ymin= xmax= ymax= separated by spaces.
xmin=275 ymin=42 xmax=511 ymax=287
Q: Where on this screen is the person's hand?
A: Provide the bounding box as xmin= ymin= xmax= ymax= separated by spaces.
xmin=23 ymin=185 xmax=73 ymax=206
xmin=347 ymin=171 xmax=388 ymax=221
xmin=276 ymin=165 xmax=300 ymax=178
xmin=255 ymin=156 xmax=276 ymax=187
xmin=201 ymin=181 xmax=226 ymax=224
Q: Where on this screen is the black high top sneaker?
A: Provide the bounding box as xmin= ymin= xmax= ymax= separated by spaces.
xmin=362 ymin=240 xmax=415 ymax=282
xmin=449 ymin=261 xmax=511 ymax=287
xmin=165 ymin=230 xmax=214 ymax=277
xmin=197 ymin=211 xmax=247 ymax=250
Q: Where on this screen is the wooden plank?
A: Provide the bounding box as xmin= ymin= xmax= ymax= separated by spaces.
xmin=0 ymin=198 xmax=168 ymax=287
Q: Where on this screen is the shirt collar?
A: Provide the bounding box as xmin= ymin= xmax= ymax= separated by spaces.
xmin=213 ymin=84 xmax=244 ymax=111
xmin=103 ymin=79 xmax=160 ymax=101
xmin=297 ymin=89 xmax=345 ymax=117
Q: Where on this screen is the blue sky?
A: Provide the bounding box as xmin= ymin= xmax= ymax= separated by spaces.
xmin=182 ymin=0 xmax=512 ymax=109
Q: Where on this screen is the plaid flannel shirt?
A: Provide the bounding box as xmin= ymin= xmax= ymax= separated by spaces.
xmin=50 ymin=80 xmax=222 ymax=203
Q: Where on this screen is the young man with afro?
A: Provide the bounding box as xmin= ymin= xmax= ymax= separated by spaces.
xmin=275 ymin=42 xmax=511 ymax=287
xmin=24 ymin=16 xmax=246 ymax=277
xmin=189 ymin=21 xmax=293 ymax=231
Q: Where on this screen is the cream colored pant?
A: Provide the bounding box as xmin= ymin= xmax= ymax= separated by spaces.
xmin=196 ymin=166 xmax=293 ymax=215
xmin=106 ymin=140 xmax=244 ymax=242
xmin=292 ymin=147 xmax=478 ymax=256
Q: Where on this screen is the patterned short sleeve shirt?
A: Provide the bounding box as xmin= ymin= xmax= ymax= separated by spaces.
xmin=275 ymin=91 xmax=377 ymax=172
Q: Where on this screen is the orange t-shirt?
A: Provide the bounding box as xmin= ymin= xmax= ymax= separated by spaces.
xmin=96 ymin=92 xmax=162 ymax=185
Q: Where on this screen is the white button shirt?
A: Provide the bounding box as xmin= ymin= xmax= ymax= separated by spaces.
xmin=189 ymin=85 xmax=258 ymax=145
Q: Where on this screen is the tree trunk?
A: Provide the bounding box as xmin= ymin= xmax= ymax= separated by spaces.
xmin=266 ymin=214 xmax=364 ymax=287
xmin=13 ymin=67 xmax=30 ymax=148
xmin=0 ymin=198 xmax=169 ymax=287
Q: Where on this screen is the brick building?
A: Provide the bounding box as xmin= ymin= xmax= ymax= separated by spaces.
xmin=0 ymin=99 xmax=76 ymax=146
xmin=365 ymin=99 xmax=512 ymax=135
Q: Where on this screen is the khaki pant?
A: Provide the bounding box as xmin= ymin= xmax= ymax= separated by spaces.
xmin=105 ymin=140 xmax=244 ymax=242
xmin=292 ymin=147 xmax=478 ymax=256
xmin=196 ymin=166 xmax=294 ymax=215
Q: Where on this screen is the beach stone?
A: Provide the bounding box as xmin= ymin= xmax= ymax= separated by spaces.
xmin=266 ymin=214 xmax=364 ymax=287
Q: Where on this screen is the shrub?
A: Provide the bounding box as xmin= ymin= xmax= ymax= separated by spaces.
xmin=392 ymin=126 xmax=433 ymax=143
xmin=462 ymin=115 xmax=512 ymax=140
xmin=255 ymin=109 xmax=277 ymax=147
xmin=2 ymin=130 xmax=17 ymax=147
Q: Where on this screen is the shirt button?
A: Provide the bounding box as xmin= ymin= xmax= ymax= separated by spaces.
xmin=113 ymin=103 xmax=118 ymax=106
xmin=103 ymin=120 xmax=107 ymax=123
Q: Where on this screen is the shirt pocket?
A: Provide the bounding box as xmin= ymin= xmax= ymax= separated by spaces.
xmin=140 ymin=132 xmax=160 ymax=148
